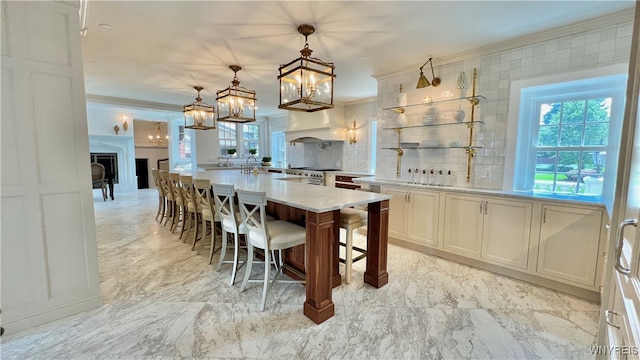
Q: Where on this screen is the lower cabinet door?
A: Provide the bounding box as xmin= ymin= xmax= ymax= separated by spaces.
xmin=537 ymin=204 xmax=602 ymax=286
xmin=443 ymin=194 xmax=483 ymax=258
xmin=383 ymin=187 xmax=408 ymax=239
xmin=481 ymin=198 xmax=532 ymax=269
xmin=406 ymin=190 xmax=439 ymax=247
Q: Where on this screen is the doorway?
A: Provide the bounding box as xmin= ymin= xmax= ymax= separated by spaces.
xmin=135 ymin=158 xmax=149 ymax=189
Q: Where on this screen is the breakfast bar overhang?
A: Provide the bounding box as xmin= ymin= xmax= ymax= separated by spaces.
xmin=194 ymin=170 xmax=391 ymax=324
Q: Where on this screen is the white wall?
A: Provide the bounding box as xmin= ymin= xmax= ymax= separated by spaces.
xmin=1 ymin=1 xmax=102 ymax=333
xmin=374 ymin=11 xmax=634 ymax=189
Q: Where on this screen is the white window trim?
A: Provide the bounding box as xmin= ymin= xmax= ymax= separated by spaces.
xmin=504 ymin=64 xmax=628 ymax=198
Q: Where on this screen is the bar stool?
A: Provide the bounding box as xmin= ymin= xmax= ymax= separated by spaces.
xmin=178 ymin=175 xmax=194 ymax=240
xmin=169 ymin=172 xmax=185 ymax=233
xmin=237 ymin=189 xmax=306 ymax=311
xmin=339 ymin=207 xmax=368 ymax=284
xmin=193 ymin=179 xmax=220 ymax=252
xmin=158 ymin=170 xmax=174 ymax=227
xmin=151 ymin=169 xmax=165 ymax=221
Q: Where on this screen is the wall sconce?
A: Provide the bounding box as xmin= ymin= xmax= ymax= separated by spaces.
xmin=348 ymin=121 xmax=357 ymax=144
xmin=122 ymin=116 xmax=129 ymax=132
xmin=416 ymin=57 xmax=441 ymax=89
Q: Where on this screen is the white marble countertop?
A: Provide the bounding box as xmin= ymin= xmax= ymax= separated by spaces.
xmin=193 ymin=170 xmax=391 ymax=213
xmin=355 ymin=176 xmax=605 ymax=207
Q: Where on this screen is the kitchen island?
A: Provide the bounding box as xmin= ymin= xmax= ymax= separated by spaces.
xmin=193 ymin=170 xmax=391 ymax=324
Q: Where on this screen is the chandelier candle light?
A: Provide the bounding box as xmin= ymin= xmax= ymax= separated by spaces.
xmin=184 ymin=86 xmax=216 ymax=130
xmin=216 ymin=65 xmax=256 ymax=123
xmin=278 ymin=24 xmax=336 ymax=112
xmin=148 ymin=122 xmax=168 ymax=147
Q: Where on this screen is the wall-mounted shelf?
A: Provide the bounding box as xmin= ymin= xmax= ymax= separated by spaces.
xmin=383 ymin=120 xmax=484 ymax=131
xmin=383 ymin=68 xmax=484 ymax=183
xmin=382 ymin=146 xmax=483 ymax=150
xmin=382 ymin=95 xmax=486 ymax=114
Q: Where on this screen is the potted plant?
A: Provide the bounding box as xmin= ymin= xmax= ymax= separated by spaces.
xmin=226 ymin=148 xmax=236 ymax=156
xmin=261 ymin=156 xmax=272 ymax=166
xmin=249 ymin=148 xmax=257 ymax=156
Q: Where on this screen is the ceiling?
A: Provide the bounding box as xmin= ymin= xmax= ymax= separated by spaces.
xmin=81 ymin=1 xmax=635 ymax=118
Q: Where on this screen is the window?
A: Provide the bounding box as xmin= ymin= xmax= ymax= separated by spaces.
xmin=242 ymin=124 xmax=260 ymax=157
xmin=271 ymin=131 xmax=287 ymax=167
xmin=510 ymin=71 xmax=626 ymax=198
xmin=219 ymin=122 xmax=237 ymax=155
xmin=533 ymin=98 xmax=610 ymax=194
xmin=218 ymin=122 xmax=264 ymax=157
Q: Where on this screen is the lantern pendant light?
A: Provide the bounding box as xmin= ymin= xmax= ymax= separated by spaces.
xmin=278 ymin=24 xmax=336 ymax=112
xmin=183 ymin=86 xmax=216 ymax=130
xmin=216 ymin=65 xmax=257 ymax=123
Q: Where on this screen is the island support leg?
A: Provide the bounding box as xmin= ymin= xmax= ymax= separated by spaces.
xmin=303 ymin=210 xmax=336 ymax=324
xmin=365 ymin=200 xmax=389 ymax=288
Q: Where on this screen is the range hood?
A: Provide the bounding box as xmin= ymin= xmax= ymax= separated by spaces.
xmin=285 ymin=106 xmax=347 ymax=143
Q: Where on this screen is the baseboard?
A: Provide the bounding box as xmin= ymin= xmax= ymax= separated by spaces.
xmin=3 ymin=295 xmax=104 ymax=335
xmin=389 ymin=237 xmax=601 ymax=303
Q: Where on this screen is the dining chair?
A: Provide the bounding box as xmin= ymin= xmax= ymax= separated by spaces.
xmin=237 ymin=189 xmax=306 ymax=311
xmin=152 ymin=169 xmax=166 ymax=221
xmin=339 ymin=207 xmax=368 ymax=284
xmin=193 ymin=179 xmax=221 ymax=252
xmin=91 ymin=162 xmax=107 ymax=201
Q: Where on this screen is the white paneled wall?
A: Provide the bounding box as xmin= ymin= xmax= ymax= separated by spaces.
xmin=1 ymin=1 xmax=102 ymax=333
xmin=344 ymin=100 xmax=377 ymax=172
xmin=375 ymin=14 xmax=633 ymax=189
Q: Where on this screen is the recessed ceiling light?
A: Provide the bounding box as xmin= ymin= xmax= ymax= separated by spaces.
xmin=99 ymin=23 xmax=113 ymax=30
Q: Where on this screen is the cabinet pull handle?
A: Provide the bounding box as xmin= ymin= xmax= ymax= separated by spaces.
xmin=614 ymin=218 xmax=637 ymax=276
xmin=480 ymin=201 xmax=483 ymax=214
xmin=543 ymin=208 xmax=547 ymax=223
xmin=408 ymin=192 xmax=411 ymax=203
xmin=484 ymin=200 xmax=488 ymax=215
xmin=605 ymin=310 xmax=620 ymax=329
xmin=404 ymin=192 xmax=408 ymax=203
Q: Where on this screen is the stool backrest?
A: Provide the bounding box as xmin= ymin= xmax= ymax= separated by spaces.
xmin=179 ymin=175 xmax=194 ymax=210
xmin=159 ymin=170 xmax=173 ymax=200
xmin=194 ymin=178 xmax=214 ymax=220
xmin=169 ymin=172 xmax=183 ymax=204
xmin=212 ymin=183 xmax=236 ymax=225
xmin=91 ymin=163 xmax=105 ymax=182
xmin=236 ymin=189 xmax=269 ymax=248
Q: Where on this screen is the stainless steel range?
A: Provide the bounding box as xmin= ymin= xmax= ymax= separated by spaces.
xmin=286 ymin=167 xmax=341 ymax=186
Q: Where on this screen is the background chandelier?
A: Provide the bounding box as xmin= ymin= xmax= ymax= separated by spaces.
xmin=216 ymin=65 xmax=257 ymax=123
xmin=148 ymin=122 xmax=168 ymax=147
xmin=416 ymin=57 xmax=441 ymax=89
xmin=183 ymin=86 xmax=216 ymax=130
xmin=278 ymin=24 xmax=336 ymax=112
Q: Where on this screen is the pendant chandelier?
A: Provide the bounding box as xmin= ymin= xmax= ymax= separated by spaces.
xmin=148 ymin=122 xmax=168 ymax=147
xmin=278 ymin=24 xmax=335 ymax=112
xmin=183 ymin=86 xmax=216 ymax=130
xmin=216 ymin=65 xmax=257 ymax=123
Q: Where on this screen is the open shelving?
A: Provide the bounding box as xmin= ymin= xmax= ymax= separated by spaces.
xmin=383 ymin=68 xmax=484 ymax=183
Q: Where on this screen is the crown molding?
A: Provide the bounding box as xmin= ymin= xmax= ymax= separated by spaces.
xmin=373 ymin=8 xmax=635 ymax=80
xmin=85 ymin=94 xmax=183 ymax=113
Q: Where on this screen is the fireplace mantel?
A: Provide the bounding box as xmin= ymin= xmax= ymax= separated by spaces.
xmin=88 ymin=135 xmax=136 ymax=193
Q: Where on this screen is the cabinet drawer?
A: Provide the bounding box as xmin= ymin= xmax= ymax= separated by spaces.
xmin=336 ymin=182 xmax=360 ymax=190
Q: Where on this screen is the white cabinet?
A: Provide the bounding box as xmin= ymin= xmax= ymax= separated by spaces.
xmin=443 ymin=193 xmax=532 ymax=269
xmin=536 ymin=204 xmax=603 ymax=287
xmin=382 ymin=186 xmax=439 ymax=247
xmin=443 ymin=194 xmax=483 ymax=258
xmin=481 ymin=197 xmax=533 ymax=270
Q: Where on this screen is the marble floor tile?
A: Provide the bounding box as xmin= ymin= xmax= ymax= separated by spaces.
xmin=2 ymin=189 xmax=601 ymax=360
